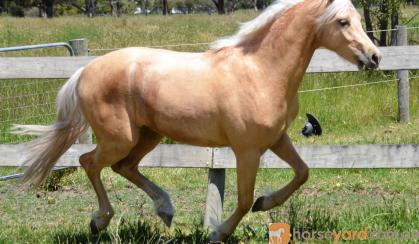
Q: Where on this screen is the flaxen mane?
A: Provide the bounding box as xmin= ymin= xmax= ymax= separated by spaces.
xmin=211 ymin=0 xmax=302 ymax=49
xmin=211 ymin=0 xmax=355 ymax=49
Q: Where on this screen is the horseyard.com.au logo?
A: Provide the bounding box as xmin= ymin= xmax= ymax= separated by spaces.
xmin=268 ymin=223 xmax=418 ymax=243
xmin=268 ymin=223 xmax=290 ymax=244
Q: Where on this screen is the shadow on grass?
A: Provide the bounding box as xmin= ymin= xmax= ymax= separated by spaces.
xmin=51 ymin=194 xmax=417 ymax=243
xmin=52 ymin=220 xmax=201 ymax=243
xmin=52 ymin=220 xmax=245 ymax=244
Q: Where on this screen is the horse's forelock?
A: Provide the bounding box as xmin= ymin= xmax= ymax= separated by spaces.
xmin=316 ymin=0 xmax=355 ymax=27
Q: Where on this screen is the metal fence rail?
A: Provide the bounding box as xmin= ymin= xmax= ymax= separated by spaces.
xmin=0 ymin=42 xmax=75 ymax=56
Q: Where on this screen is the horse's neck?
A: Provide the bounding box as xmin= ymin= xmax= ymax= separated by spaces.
xmin=250 ymin=6 xmax=319 ymax=98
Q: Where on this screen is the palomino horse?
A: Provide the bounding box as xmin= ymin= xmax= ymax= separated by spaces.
xmin=13 ymin=0 xmax=381 ymax=241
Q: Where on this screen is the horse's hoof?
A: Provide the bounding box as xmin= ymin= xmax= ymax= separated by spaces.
xmin=252 ymin=196 xmax=265 ymax=212
xmin=207 ymin=231 xmax=227 ymax=243
xmin=157 ymin=211 xmax=173 ymax=227
xmin=90 ymin=219 xmax=99 ymax=235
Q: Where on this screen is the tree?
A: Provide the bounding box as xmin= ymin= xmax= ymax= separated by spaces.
xmin=39 ymin=0 xmax=54 ymax=18
xmin=212 ymin=0 xmax=225 ymax=14
xmin=0 ymin=0 xmax=32 ymax=16
xmin=85 ymin=0 xmax=95 ymax=17
xmin=361 ymin=1 xmax=375 ymax=41
xmin=0 ymin=0 xmax=6 ymax=13
xmin=358 ymin=0 xmax=403 ymax=46
xmin=227 ymin=0 xmax=236 ymax=13
xmin=162 ymin=0 xmax=168 ymax=15
xmin=110 ymin=0 xmax=118 ymax=16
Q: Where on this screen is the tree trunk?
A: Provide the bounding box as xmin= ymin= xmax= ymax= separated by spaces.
xmin=256 ymin=0 xmax=264 ymax=10
xmin=38 ymin=1 xmax=47 ymax=17
xmin=390 ymin=0 xmax=400 ymax=45
xmin=110 ymin=0 xmax=118 ymax=16
xmin=362 ymin=1 xmax=375 ymax=42
xmin=0 ymin=0 xmax=5 ymax=13
xmin=253 ymin=0 xmax=258 ymax=10
xmin=378 ymin=1 xmax=389 ymax=46
xmin=227 ymin=0 xmax=236 ymax=13
xmin=46 ymin=1 xmax=53 ymax=18
xmin=85 ymin=0 xmax=96 ymax=17
xmin=212 ymin=0 xmax=225 ymax=14
xmin=162 ymin=0 xmax=168 ymax=15
xmin=41 ymin=0 xmax=54 ymax=18
xmin=390 ymin=10 xmax=398 ymax=45
xmin=142 ymin=0 xmax=148 ymax=15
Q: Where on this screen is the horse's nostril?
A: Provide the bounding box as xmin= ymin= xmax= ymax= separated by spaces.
xmin=371 ymin=54 xmax=379 ymax=65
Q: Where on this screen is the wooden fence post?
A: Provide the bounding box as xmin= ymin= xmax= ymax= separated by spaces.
xmin=69 ymin=38 xmax=93 ymax=143
xmin=204 ymin=167 xmax=226 ymax=231
xmin=395 ymin=25 xmax=410 ymax=123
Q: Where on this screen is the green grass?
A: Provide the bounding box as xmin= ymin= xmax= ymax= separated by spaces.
xmin=0 ymin=167 xmax=418 ymax=243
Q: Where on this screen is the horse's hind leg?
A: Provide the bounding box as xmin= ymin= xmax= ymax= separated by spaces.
xmin=79 ymin=139 xmax=136 ymax=233
xmin=111 ymin=127 xmax=174 ymax=227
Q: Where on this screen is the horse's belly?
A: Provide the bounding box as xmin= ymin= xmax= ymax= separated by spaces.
xmin=149 ymin=118 xmax=228 ymax=147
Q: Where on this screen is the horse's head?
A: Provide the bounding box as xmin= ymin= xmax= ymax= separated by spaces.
xmin=316 ymin=0 xmax=381 ymax=70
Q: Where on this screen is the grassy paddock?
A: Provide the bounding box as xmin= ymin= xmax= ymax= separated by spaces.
xmin=0 ymin=167 xmax=418 ymax=243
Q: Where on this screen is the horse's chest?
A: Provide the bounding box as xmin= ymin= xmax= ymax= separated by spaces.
xmin=253 ymin=96 xmax=299 ymax=137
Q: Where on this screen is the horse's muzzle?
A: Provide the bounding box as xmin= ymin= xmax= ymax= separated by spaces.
xmin=357 ymin=52 xmax=381 ymax=70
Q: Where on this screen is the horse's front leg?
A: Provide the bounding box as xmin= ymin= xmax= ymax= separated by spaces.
xmin=252 ymin=133 xmax=309 ymax=212
xmin=209 ymin=149 xmax=261 ymax=242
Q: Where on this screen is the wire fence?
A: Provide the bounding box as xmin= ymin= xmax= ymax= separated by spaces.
xmin=0 ymin=79 xmax=63 ymax=144
xmin=87 ymin=26 xmax=419 ymax=54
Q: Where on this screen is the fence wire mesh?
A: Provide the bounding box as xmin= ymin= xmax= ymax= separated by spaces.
xmin=0 ymin=79 xmax=64 ymax=144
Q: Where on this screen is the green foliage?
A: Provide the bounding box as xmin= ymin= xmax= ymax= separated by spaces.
xmin=41 ymin=167 xmax=78 ymax=191
xmin=355 ymin=0 xmax=411 ymax=46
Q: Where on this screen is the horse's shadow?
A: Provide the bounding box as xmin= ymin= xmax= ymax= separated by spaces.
xmin=51 ymin=220 xmax=242 ymax=243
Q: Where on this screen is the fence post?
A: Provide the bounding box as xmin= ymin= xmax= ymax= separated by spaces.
xmin=204 ymin=167 xmax=226 ymax=231
xmin=395 ymin=26 xmax=410 ymax=123
xmin=69 ymin=38 xmax=92 ymax=143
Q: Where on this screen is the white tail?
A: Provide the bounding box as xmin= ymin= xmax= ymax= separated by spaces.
xmin=11 ymin=67 xmax=88 ymax=187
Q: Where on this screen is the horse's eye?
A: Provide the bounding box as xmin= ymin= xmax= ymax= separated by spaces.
xmin=339 ymin=19 xmax=349 ymax=27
